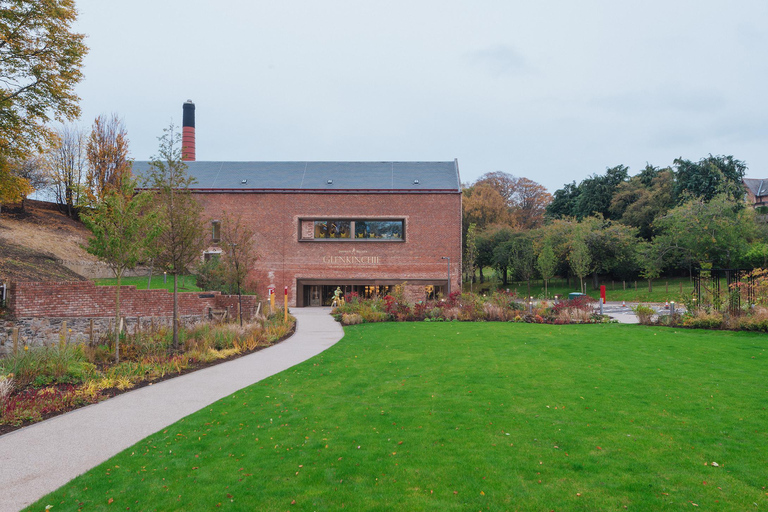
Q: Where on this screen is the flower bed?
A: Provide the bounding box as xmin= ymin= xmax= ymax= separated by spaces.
xmin=0 ymin=312 xmax=295 ymax=433
xmin=332 ymin=290 xmax=606 ymax=325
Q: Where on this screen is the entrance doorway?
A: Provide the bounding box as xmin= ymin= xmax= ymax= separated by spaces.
xmin=296 ymin=279 xmax=448 ymax=307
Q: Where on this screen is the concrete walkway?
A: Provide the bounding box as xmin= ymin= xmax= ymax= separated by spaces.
xmin=0 ymin=308 xmax=343 ymax=512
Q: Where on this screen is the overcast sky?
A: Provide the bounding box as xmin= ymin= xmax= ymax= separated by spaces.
xmin=71 ymin=0 xmax=768 ymax=193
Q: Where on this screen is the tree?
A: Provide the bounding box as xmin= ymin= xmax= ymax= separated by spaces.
xmin=510 ymin=177 xmax=552 ymax=229
xmin=673 ymin=155 xmax=747 ymax=202
xmin=0 ymin=0 xmax=87 ymax=160
xmin=569 ymin=238 xmax=591 ymax=293
xmin=546 ymin=181 xmax=580 ymax=219
xmin=0 ymin=156 xmax=32 ymax=212
xmin=581 ymin=216 xmax=637 ymax=288
xmin=219 ymin=214 xmax=258 ymax=326
xmin=11 ymin=154 xmax=46 ymax=209
xmin=474 ymin=171 xmax=517 ymax=205
xmin=537 ymin=240 xmax=556 ymax=298
xmin=476 ymin=224 xmax=515 ymax=284
xmin=506 ymin=233 xmax=537 ymax=296
xmin=145 ymin=124 xmax=206 ymax=349
xmin=463 ymin=183 xmax=511 ymax=231
xmin=655 ymin=193 xmax=756 ymax=269
xmin=636 ymin=240 xmax=664 ymax=292
xmin=574 ymin=165 xmax=628 ymax=220
xmin=86 ymin=114 xmax=131 ymax=203
xmin=463 ymin=222 xmax=478 ymax=291
xmin=610 ymin=167 xmax=675 ymax=239
xmin=45 ymin=124 xmax=87 ymax=217
xmin=81 ymin=177 xmax=157 ymax=361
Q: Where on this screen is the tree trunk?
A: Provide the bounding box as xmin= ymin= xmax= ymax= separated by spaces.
xmin=115 ymin=273 xmax=121 ymax=363
xmin=544 ymin=279 xmax=548 ymax=298
xmin=479 ymin=267 xmax=484 ymax=283
xmin=172 ymin=273 xmax=179 ymax=350
xmin=592 ymin=271 xmax=599 ymax=290
xmin=648 ymin=279 xmax=653 ymax=293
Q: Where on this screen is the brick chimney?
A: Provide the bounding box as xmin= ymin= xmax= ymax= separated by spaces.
xmin=182 ymin=100 xmax=195 ymax=161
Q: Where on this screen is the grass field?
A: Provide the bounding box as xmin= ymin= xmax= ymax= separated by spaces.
xmin=93 ymin=275 xmax=201 ymax=293
xmin=28 ymin=323 xmax=768 ymax=511
xmin=467 ymin=271 xmax=695 ymax=303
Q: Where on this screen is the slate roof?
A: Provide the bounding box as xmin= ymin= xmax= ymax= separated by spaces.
xmin=131 ymin=160 xmax=461 ymax=192
xmin=743 ymin=178 xmax=768 ymax=198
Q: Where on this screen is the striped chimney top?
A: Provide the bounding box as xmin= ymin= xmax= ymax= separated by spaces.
xmin=182 ymin=100 xmax=195 ymax=161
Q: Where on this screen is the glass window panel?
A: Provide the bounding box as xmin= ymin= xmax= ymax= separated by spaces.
xmin=314 ymin=220 xmax=350 ymax=238
xmin=355 ymin=220 xmax=403 ymax=239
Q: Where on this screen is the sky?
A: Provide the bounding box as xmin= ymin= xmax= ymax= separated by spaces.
xmin=70 ymin=0 xmax=768 ymax=193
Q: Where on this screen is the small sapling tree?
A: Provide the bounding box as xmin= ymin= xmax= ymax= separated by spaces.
xmin=219 ymin=214 xmax=258 ymax=326
xmin=145 ymin=124 xmax=205 ymax=349
xmin=81 ymin=177 xmax=157 ymax=361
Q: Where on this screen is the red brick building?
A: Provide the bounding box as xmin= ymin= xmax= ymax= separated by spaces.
xmin=134 ymin=103 xmax=462 ymax=307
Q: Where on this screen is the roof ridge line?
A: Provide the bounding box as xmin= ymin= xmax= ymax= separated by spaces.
xmin=299 ymin=162 xmax=308 ymax=189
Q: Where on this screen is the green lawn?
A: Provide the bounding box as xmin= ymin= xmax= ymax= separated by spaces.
xmin=94 ymin=275 xmax=201 ymax=293
xmin=28 ymin=323 xmax=768 ymax=511
xmin=467 ymin=271 xmax=695 ymax=303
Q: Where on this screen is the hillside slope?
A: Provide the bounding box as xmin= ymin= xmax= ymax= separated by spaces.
xmin=0 ymin=201 xmax=95 ymax=282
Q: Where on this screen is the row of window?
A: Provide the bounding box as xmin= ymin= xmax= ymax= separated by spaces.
xmin=313 ymin=219 xmax=404 ymax=241
xmin=211 ymin=218 xmax=406 ymax=243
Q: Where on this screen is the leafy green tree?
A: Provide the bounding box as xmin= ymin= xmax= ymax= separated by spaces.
xmin=507 ymin=233 xmax=537 ymax=296
xmin=0 ymin=0 xmax=87 ymax=161
xmin=636 ymin=240 xmax=664 ymax=292
xmin=145 ymin=124 xmax=206 ymax=349
xmin=81 ymin=177 xmax=157 ymax=361
xmin=673 ymin=155 xmax=747 ymax=202
xmin=610 ymin=167 xmax=675 ymax=239
xmin=463 ymin=222 xmax=478 ymax=291
xmin=476 ymin=225 xmax=515 ymax=284
xmin=537 ymin=240 xmax=557 ymax=298
xmin=569 ymin=238 xmax=592 ymax=293
xmin=581 ymin=216 xmax=637 ymax=288
xmin=546 ymin=181 xmax=580 ymax=219
xmin=574 ymin=165 xmax=628 ymax=220
xmin=655 ymin=193 xmax=756 ymax=269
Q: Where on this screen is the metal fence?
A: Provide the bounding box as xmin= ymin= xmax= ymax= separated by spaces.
xmin=692 ymin=268 xmax=758 ymax=313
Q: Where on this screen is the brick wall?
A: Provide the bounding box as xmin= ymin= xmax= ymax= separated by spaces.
xmin=7 ymin=281 xmax=261 ymax=320
xmin=2 ymin=281 xmax=262 ymax=351
xmin=197 ymin=191 xmax=462 ymax=306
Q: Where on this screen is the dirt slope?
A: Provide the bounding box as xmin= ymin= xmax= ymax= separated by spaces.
xmin=0 ymin=200 xmax=94 ymax=282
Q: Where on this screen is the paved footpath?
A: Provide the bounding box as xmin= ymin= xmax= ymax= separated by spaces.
xmin=0 ymin=308 xmax=343 ymax=512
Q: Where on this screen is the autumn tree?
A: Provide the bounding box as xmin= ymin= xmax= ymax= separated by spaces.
xmin=0 ymin=0 xmax=87 ymax=160
xmin=463 ymin=183 xmax=511 ymax=231
xmin=86 ymin=114 xmax=132 ymax=203
xmin=219 ymin=213 xmax=258 ymax=326
xmin=510 ymin=177 xmax=552 ymax=229
xmin=81 ymin=177 xmax=157 ymax=362
xmin=145 ymin=124 xmax=206 ymax=349
xmin=45 ymin=124 xmax=87 ymax=217
xmin=0 ymin=156 xmax=32 ymax=213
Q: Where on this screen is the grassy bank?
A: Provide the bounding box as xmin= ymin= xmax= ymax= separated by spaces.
xmin=467 ymin=272 xmax=695 ymax=303
xmin=93 ymin=275 xmax=201 ymax=292
xmin=27 ymin=322 xmax=768 ymax=511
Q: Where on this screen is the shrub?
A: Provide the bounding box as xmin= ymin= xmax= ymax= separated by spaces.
xmin=682 ymin=310 xmax=724 ymax=329
xmin=341 ymin=313 xmax=363 ymax=325
xmin=632 ymin=304 xmax=656 ymax=325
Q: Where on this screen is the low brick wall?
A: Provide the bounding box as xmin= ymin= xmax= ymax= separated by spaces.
xmin=0 ymin=281 xmax=262 ymax=353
